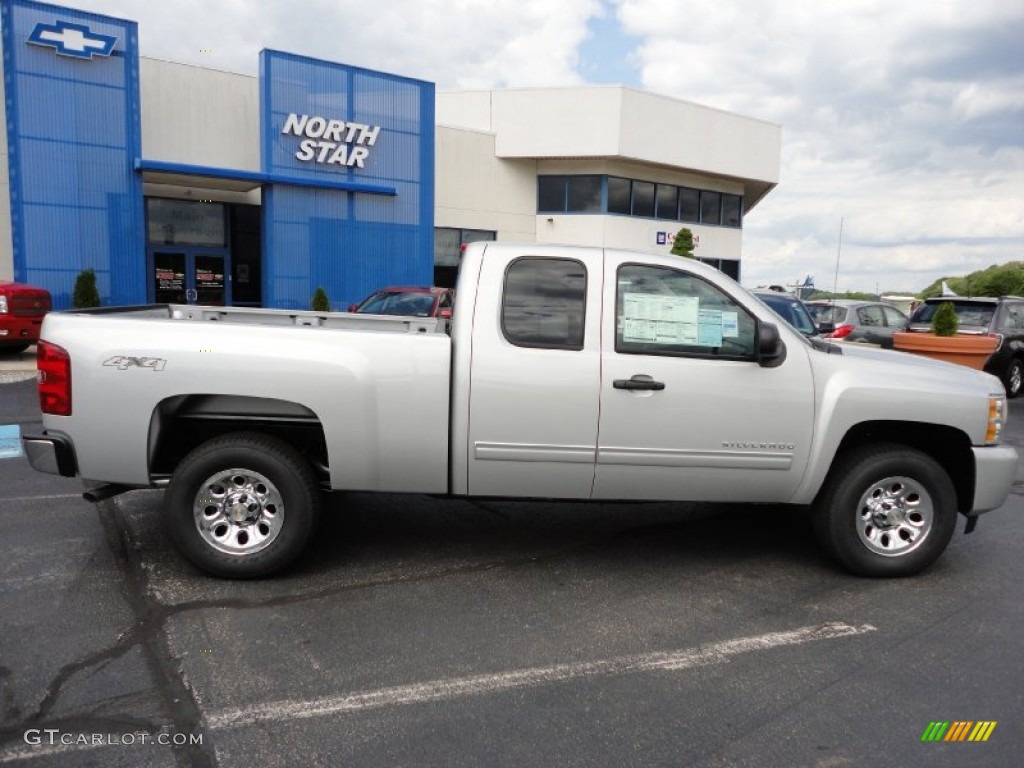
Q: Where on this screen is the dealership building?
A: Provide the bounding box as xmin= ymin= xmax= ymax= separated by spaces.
xmin=1 ymin=0 xmax=781 ymax=310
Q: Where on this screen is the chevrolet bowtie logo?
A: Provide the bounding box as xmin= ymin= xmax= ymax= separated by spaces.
xmin=27 ymin=20 xmax=117 ymax=59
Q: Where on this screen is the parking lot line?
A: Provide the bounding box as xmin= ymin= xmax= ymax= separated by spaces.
xmin=208 ymin=621 xmax=877 ymax=730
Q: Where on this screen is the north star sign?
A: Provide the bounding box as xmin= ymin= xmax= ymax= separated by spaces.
xmin=27 ymin=20 xmax=117 ymax=59
xmin=281 ymin=113 xmax=381 ymax=168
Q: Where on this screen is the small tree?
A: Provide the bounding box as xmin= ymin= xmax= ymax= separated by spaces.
xmin=931 ymin=301 xmax=959 ymax=337
xmin=72 ymin=269 xmax=101 ymax=308
xmin=311 ymin=286 xmax=330 ymax=312
xmin=671 ymin=228 xmax=695 ymax=258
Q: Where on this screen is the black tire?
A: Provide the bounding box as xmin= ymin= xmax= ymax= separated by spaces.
xmin=0 ymin=343 xmax=30 ymax=355
xmin=1002 ymin=358 xmax=1023 ymax=399
xmin=164 ymin=432 xmax=320 ymax=578
xmin=813 ymin=443 xmax=957 ymax=577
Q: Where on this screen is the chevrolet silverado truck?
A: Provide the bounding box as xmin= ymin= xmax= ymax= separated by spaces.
xmin=23 ymin=243 xmax=1018 ymax=578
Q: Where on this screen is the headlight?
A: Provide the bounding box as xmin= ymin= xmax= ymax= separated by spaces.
xmin=0 ymin=295 xmax=8 ymax=314
xmin=986 ymin=394 xmax=1007 ymax=444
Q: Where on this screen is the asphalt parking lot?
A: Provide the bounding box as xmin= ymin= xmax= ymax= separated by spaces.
xmin=1 ymin=364 xmax=1022 ymax=767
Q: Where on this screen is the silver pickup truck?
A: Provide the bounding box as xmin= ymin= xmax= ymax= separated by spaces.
xmin=23 ymin=243 xmax=1018 ymax=578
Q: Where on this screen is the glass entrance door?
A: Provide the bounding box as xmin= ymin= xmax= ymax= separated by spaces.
xmin=151 ymin=249 xmax=228 ymax=305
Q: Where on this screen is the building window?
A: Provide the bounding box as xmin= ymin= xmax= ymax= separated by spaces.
xmin=700 ymin=191 xmax=722 ymax=225
xmin=535 ymin=175 xmax=742 ymax=228
xmin=656 ymin=184 xmax=678 ymax=220
xmin=607 ymin=177 xmax=631 ymax=215
xmin=567 ymin=176 xmax=602 ymax=212
xmin=434 ymin=227 xmax=496 ymax=288
xmin=502 ymin=257 xmax=587 ymax=350
xmin=538 ymin=176 xmax=566 ymax=213
xmin=722 ymin=194 xmax=742 ymax=227
xmin=631 ymin=181 xmax=656 ymax=218
xmin=679 ymin=187 xmax=700 ymax=223
xmin=146 ymin=198 xmax=226 ymax=246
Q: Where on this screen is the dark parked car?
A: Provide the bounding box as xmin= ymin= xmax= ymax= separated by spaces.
xmin=806 ymin=300 xmax=908 ymax=348
xmin=906 ymin=296 xmax=1024 ymax=397
xmin=752 ymin=291 xmax=819 ymax=338
xmin=0 ymin=280 xmax=52 ymax=354
xmin=348 ymin=286 xmax=455 ymax=318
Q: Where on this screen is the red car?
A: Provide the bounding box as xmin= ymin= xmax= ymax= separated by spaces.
xmin=348 ymin=286 xmax=455 ymax=318
xmin=0 ymin=280 xmax=52 ymax=354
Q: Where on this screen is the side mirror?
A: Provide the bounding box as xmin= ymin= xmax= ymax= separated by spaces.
xmin=439 ymin=308 xmax=453 ymax=320
xmin=758 ymin=321 xmax=787 ymax=368
xmin=347 ymin=303 xmax=358 ymax=313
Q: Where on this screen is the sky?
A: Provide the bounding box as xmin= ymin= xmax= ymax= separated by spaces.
xmin=67 ymin=0 xmax=1024 ymax=293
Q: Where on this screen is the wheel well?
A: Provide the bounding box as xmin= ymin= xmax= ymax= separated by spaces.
xmin=829 ymin=421 xmax=974 ymax=513
xmin=149 ymin=395 xmax=329 ymax=483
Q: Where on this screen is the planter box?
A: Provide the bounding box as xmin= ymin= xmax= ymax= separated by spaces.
xmin=892 ymin=332 xmax=998 ymax=370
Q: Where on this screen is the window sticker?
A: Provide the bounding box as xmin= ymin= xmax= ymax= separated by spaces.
xmin=622 ymin=293 xmax=699 ymax=345
xmin=721 ymin=311 xmax=739 ymax=338
xmin=698 ymin=309 xmax=724 ymax=346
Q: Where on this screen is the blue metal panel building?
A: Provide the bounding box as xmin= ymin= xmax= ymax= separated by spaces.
xmin=2 ymin=0 xmax=143 ymax=309
xmin=2 ymin=0 xmax=435 ymax=310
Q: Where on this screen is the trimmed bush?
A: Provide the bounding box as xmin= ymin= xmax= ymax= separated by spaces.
xmin=72 ymin=269 xmax=101 ymax=308
xmin=931 ymin=301 xmax=959 ymax=337
xmin=311 ymin=286 xmax=330 ymax=312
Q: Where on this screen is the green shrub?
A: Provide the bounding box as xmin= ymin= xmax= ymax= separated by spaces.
xmin=931 ymin=301 xmax=959 ymax=337
xmin=671 ymin=228 xmax=695 ymax=258
xmin=311 ymin=286 xmax=330 ymax=312
xmin=72 ymin=269 xmax=101 ymax=308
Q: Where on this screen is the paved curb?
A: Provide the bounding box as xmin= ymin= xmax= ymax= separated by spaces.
xmin=0 ymin=344 xmax=37 ymax=383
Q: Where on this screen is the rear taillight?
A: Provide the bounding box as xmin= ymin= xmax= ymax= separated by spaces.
xmin=38 ymin=341 xmax=71 ymax=416
xmin=826 ymin=324 xmax=855 ymax=339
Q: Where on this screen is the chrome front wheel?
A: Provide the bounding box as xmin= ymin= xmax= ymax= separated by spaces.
xmin=855 ymin=476 xmax=933 ymax=557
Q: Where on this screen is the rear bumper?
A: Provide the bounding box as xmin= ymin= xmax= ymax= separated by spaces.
xmin=22 ymin=432 xmax=78 ymax=477
xmin=971 ymin=444 xmax=1018 ymax=514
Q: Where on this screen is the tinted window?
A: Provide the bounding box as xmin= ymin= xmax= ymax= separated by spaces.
xmin=538 ymin=176 xmax=565 ymax=212
xmin=997 ymin=302 xmax=1024 ymax=330
xmin=757 ymin=294 xmax=816 ymax=336
xmin=631 ymin=181 xmax=655 ymax=217
xmin=722 ymin=194 xmax=742 ymax=227
xmin=858 ymin=305 xmax=885 ymax=327
xmin=679 ymin=188 xmax=700 ymax=222
xmin=358 ymin=292 xmax=436 ymax=317
xmin=656 ymin=184 xmax=678 ymax=219
xmin=700 ymin=191 xmax=721 ymax=224
xmin=913 ymin=302 xmax=995 ymax=328
xmin=502 ymin=258 xmax=587 ymax=350
xmin=808 ymin=304 xmax=848 ymax=325
xmin=882 ymin=306 xmax=908 ymax=327
xmin=616 ymin=264 xmax=756 ymax=358
xmin=608 ymin=177 xmax=631 ymax=214
xmin=567 ymin=176 xmax=602 ymax=212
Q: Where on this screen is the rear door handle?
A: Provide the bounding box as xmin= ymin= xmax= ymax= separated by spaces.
xmin=613 ymin=374 xmax=665 ymax=391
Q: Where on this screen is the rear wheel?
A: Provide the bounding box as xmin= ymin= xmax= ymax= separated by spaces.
xmin=1003 ymin=358 xmax=1023 ymax=398
xmin=813 ymin=444 xmax=957 ymax=576
xmin=165 ymin=432 xmax=320 ymax=578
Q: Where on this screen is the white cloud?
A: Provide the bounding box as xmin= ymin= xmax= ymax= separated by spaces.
xmin=615 ymin=0 xmax=1024 ymax=291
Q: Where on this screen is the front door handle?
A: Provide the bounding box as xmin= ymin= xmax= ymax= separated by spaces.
xmin=613 ymin=374 xmax=665 ymax=391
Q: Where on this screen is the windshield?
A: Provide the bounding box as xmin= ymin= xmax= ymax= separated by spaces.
xmin=357 ymin=292 xmax=436 ymax=317
xmin=911 ymin=302 xmax=994 ymax=328
xmin=755 ymin=294 xmax=818 ymax=337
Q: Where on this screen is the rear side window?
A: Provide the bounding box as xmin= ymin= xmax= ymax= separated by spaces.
xmin=857 ymin=305 xmax=884 ymax=327
xmin=502 ymin=258 xmax=587 ymax=350
xmin=808 ymin=304 xmax=847 ymax=325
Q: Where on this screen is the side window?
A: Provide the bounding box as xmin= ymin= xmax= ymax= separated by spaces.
xmin=999 ymin=303 xmax=1024 ymax=330
xmin=858 ymin=305 xmax=884 ymax=326
xmin=882 ymin=306 xmax=907 ymax=328
xmin=616 ymin=264 xmax=756 ymax=359
xmin=502 ymin=258 xmax=587 ymax=350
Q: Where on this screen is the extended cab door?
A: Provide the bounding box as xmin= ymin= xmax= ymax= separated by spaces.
xmin=593 ymin=254 xmax=814 ymax=502
xmin=464 ymin=246 xmax=602 ymax=498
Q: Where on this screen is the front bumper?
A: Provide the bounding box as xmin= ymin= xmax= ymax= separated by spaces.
xmin=0 ymin=316 xmax=43 ymax=344
xmin=971 ymin=444 xmax=1018 ymax=514
xmin=22 ymin=432 xmax=78 ymax=477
